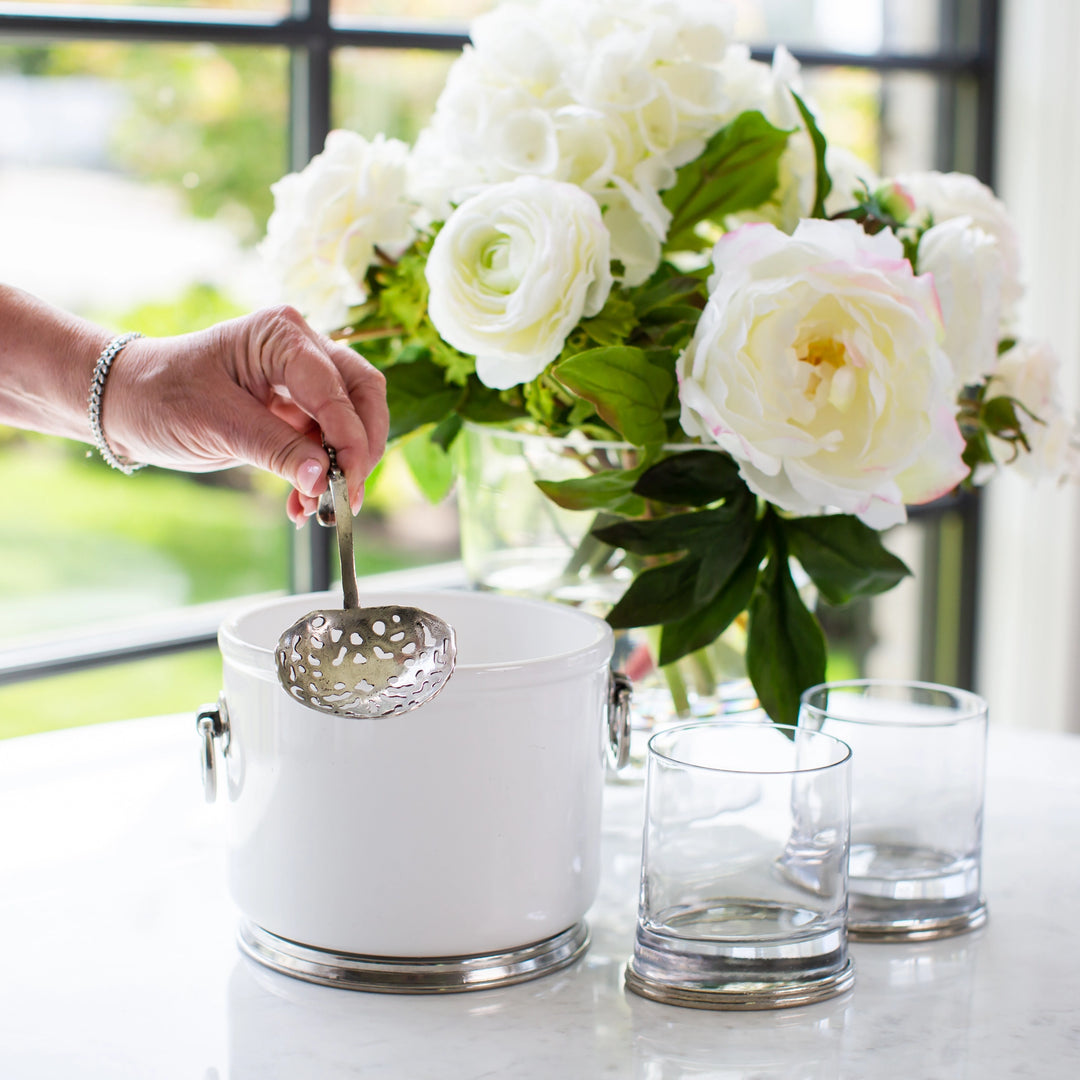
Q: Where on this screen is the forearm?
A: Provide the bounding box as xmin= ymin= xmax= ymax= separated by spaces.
xmin=0 ymin=284 xmax=114 ymax=444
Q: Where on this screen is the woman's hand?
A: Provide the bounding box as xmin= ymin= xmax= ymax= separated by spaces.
xmin=105 ymin=306 xmax=389 ymax=524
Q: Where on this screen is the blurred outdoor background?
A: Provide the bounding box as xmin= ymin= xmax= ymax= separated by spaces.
xmin=4 ymin=0 xmax=1073 ymax=737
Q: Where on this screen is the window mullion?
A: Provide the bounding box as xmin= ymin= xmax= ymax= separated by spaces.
xmin=288 ymin=0 xmax=334 ymax=594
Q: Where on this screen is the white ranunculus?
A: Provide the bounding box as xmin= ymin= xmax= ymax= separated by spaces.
xmin=917 ymin=216 xmax=1004 ymax=390
xmin=985 ymin=341 xmax=1078 ymax=481
xmin=260 ymin=131 xmax=416 ymax=331
xmin=677 ymin=219 xmax=969 ymax=528
xmin=895 ymin=170 xmax=1023 ymax=322
xmin=425 ymin=177 xmax=613 ymax=390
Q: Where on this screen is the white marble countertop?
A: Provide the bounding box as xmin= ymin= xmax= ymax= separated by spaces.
xmin=0 ymin=714 xmax=1077 ymax=1079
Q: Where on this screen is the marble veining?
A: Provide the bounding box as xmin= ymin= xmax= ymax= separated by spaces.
xmin=0 ymin=716 xmax=1078 ymax=1078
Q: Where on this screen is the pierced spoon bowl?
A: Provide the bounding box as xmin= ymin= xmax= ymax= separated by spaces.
xmin=275 ymin=455 xmax=456 ymax=718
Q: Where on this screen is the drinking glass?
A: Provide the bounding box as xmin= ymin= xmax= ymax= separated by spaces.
xmin=625 ymin=720 xmax=854 ymax=1010
xmin=798 ymin=679 xmax=988 ymax=941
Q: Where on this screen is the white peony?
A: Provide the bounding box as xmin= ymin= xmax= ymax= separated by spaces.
xmin=917 ymin=216 xmax=1004 ymax=391
xmin=425 ymin=177 xmax=613 ymax=390
xmin=677 ymin=219 xmax=969 ymax=528
xmin=260 ymin=131 xmax=416 ymax=332
xmin=985 ymin=341 xmax=1078 ymax=481
xmin=895 ymin=170 xmax=1023 ymax=322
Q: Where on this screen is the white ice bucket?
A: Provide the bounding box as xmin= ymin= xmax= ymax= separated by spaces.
xmin=197 ymin=588 xmax=628 ymax=987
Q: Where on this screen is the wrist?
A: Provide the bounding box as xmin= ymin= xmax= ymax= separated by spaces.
xmin=88 ymin=332 xmax=147 ymax=473
xmin=0 ymin=284 xmax=116 ymax=442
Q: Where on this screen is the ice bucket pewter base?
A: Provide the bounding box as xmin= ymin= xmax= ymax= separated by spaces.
xmin=238 ymin=919 xmax=591 ymax=993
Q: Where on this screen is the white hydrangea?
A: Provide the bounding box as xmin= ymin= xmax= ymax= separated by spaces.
xmin=260 ymin=131 xmax=417 ymax=331
xmin=409 ymin=0 xmax=737 ymax=284
xmin=716 ymin=45 xmax=816 ymax=232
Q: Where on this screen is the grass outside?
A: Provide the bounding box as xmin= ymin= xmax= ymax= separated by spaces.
xmin=0 ymin=439 xmax=449 ymax=739
xmin=0 ymin=649 xmax=224 ymax=740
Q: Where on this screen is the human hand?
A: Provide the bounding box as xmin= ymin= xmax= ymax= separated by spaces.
xmin=103 ymin=306 xmax=388 ymax=524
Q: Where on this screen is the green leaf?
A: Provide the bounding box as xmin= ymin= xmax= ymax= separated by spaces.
xmin=693 ymin=517 xmax=757 ymax=607
xmin=536 ymin=468 xmax=646 ymax=515
xmin=384 ymin=353 xmax=465 ymax=442
xmin=457 ymin=380 xmax=528 ymax=425
xmin=662 ymin=111 xmax=791 ymax=250
xmin=658 ymin=531 xmax=765 ymax=666
xmin=554 ymin=346 xmax=673 ymax=447
xmin=632 ymin=269 xmax=708 ymax=317
xmin=791 ymin=91 xmax=832 ymax=220
xmin=606 ymin=556 xmax=702 ymax=629
xmin=634 ymin=449 xmax=748 ymax=507
xmin=429 ymin=412 xmax=463 ymax=453
xmin=746 ymin=549 xmax=827 ymax=727
xmin=784 ymin=515 xmax=911 ymax=606
xmin=593 ymin=502 xmax=750 ymax=557
xmin=400 ymin=426 xmax=455 ymax=504
xmin=982 ymin=395 xmax=1026 ymax=435
xmin=640 ymin=303 xmax=705 ymax=326
xmin=579 ymin=291 xmax=639 ymax=347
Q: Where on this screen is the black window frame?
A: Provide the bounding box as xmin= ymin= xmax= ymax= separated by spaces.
xmin=0 ymin=0 xmax=1000 ymax=689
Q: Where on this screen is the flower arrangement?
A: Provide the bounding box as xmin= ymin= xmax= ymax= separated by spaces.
xmin=261 ymin=0 xmax=1074 ymax=726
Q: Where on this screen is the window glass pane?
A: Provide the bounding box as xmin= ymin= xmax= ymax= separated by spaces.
xmin=332 ymin=47 xmax=456 ymax=139
xmin=733 ymin=0 xmax=947 ymax=55
xmin=333 ymin=0 xmax=495 ymax=20
xmin=801 ymin=67 xmax=941 ymax=175
xmin=0 ymin=40 xmax=292 ymax=648
xmin=3 ymin=0 xmax=291 ymax=15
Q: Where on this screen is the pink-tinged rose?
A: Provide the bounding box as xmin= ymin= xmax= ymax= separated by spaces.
xmin=677 ymin=219 xmax=969 ymax=528
xmin=895 ymin=170 xmax=1023 ymax=323
xmin=984 ymin=341 xmax=1079 ymax=482
xmin=874 ymin=180 xmax=916 ymax=223
xmin=918 ymin=216 xmax=1004 ymax=390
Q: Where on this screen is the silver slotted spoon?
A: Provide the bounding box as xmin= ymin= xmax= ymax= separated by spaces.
xmin=275 ymin=450 xmax=457 ymax=718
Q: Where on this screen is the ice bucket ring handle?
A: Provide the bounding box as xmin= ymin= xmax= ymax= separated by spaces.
xmin=196 ymin=693 xmax=230 ymax=804
xmin=608 ymin=671 xmax=632 ymax=771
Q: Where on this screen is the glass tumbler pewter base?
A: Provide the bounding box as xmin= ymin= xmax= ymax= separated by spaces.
xmin=625 ymin=721 xmax=855 ymax=1010
xmin=625 ymin=916 xmax=856 ymax=1010
xmin=799 ymin=679 xmax=989 ymax=942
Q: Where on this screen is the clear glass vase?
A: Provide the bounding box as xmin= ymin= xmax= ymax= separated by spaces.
xmin=457 ymin=423 xmax=759 ymax=777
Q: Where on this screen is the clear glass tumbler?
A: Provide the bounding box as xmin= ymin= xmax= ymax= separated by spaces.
xmin=626 ymin=720 xmax=854 ymax=1010
xmin=798 ymin=679 xmax=988 ymax=941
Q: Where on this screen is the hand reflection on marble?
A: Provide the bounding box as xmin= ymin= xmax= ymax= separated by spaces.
xmin=628 ymin=991 xmax=849 ymax=1079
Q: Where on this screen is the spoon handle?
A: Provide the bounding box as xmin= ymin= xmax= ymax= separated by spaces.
xmin=328 ymin=464 xmax=360 ymax=610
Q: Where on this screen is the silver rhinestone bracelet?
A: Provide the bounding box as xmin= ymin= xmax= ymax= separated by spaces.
xmin=87 ymin=331 xmax=146 ymax=475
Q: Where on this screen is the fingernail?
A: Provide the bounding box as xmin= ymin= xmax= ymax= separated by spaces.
xmin=351 ymin=487 xmax=364 ymax=514
xmin=298 ymin=458 xmax=323 ymax=497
